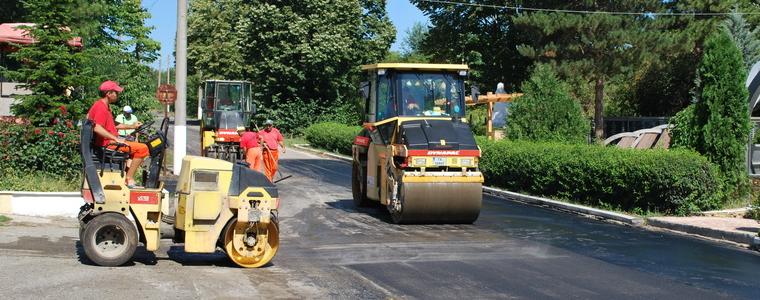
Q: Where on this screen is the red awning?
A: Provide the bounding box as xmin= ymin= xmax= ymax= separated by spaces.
xmin=0 ymin=23 xmax=82 ymax=47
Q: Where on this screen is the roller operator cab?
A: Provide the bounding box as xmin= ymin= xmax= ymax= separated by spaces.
xmin=352 ymin=63 xmax=484 ymax=224
xmin=200 ymin=80 xmax=255 ymax=163
xmin=78 ymin=119 xmax=279 ymax=268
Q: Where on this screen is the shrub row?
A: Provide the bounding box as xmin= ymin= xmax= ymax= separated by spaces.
xmin=477 ymin=137 xmax=723 ymax=215
xmin=0 ymin=117 xmax=82 ymax=179
xmin=303 ymin=122 xmax=361 ymax=155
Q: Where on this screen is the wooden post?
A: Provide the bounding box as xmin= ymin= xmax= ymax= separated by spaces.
xmin=486 ymin=92 xmax=494 ymax=140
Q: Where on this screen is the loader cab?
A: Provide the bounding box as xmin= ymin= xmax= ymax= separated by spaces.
xmin=361 ymin=64 xmax=468 ymax=123
xmin=201 ymin=80 xmax=254 ymax=130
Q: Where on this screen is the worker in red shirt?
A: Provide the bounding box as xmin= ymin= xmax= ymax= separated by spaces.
xmin=259 ymin=119 xmax=285 ymax=182
xmin=87 ymin=81 xmax=149 ymax=188
xmin=237 ymin=126 xmax=263 ymax=172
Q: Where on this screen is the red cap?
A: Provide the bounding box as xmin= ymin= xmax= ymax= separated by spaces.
xmin=99 ymin=80 xmax=123 ymax=93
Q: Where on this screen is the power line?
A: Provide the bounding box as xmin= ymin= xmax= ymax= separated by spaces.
xmin=419 ymin=0 xmax=760 ymax=16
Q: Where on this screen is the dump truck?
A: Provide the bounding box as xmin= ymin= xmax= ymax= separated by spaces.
xmin=352 ymin=63 xmax=483 ymax=224
xmin=200 ymin=80 xmax=255 ymax=162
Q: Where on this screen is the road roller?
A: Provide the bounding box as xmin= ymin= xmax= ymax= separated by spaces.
xmin=352 ymin=63 xmax=483 ymax=224
xmin=77 ymin=119 xmax=279 ymax=267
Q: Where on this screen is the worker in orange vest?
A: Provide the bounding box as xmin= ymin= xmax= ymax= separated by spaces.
xmin=259 ymin=119 xmax=285 ymax=182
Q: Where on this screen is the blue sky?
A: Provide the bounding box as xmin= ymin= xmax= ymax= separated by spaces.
xmin=142 ymin=0 xmax=428 ymax=69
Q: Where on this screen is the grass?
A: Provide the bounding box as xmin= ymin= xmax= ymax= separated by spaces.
xmin=0 ymin=215 xmax=10 ymax=224
xmin=0 ymin=172 xmax=80 ymax=192
xmin=284 ymin=135 xmax=308 ymax=148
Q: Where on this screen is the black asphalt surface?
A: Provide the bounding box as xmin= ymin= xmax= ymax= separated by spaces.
xmin=274 ymin=153 xmax=760 ymax=299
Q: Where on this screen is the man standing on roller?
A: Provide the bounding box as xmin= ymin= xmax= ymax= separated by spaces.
xmin=259 ymin=119 xmax=285 ymax=182
xmin=87 ymin=80 xmax=148 ymax=188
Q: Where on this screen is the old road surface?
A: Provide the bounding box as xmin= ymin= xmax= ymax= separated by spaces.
xmin=1 ymin=125 xmax=760 ymax=299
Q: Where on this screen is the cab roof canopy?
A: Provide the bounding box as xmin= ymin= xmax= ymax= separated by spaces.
xmin=361 ymin=63 xmax=468 ymax=71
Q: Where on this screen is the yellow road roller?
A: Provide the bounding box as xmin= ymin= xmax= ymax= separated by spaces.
xmin=352 ymin=63 xmax=483 ymax=224
xmin=78 ymin=119 xmax=279 ymax=267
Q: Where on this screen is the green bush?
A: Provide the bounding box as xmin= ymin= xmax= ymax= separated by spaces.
xmin=304 ymin=122 xmax=361 ymax=155
xmin=0 ymin=116 xmax=81 ymax=180
xmin=477 ymin=137 xmax=723 ymax=215
xmin=466 ymin=105 xmax=487 ymax=136
xmin=507 ymin=64 xmax=589 ymax=144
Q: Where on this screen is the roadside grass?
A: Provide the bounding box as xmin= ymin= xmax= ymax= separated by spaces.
xmin=0 ymin=172 xmax=80 ymax=192
xmin=284 ymin=135 xmax=308 ymax=148
xmin=0 ymin=215 xmax=10 ymax=224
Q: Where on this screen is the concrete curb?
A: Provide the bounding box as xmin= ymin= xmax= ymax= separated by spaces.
xmin=646 ymin=218 xmax=757 ymax=245
xmin=291 ymin=144 xmax=645 ymax=226
xmin=0 ymin=191 xmax=82 ymax=218
xmin=483 ymin=186 xmax=644 ymax=226
xmin=292 ymin=144 xmax=353 ymax=162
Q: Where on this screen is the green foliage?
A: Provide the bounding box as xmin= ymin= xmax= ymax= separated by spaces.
xmin=507 ymin=65 xmax=589 ymax=143
xmin=0 ymin=117 xmax=81 ymax=179
xmin=0 ymin=171 xmax=81 ymax=192
xmin=304 ymin=122 xmax=362 ymax=155
xmin=722 ymin=10 xmax=760 ymax=70
xmin=0 ymin=215 xmax=10 ymax=224
xmin=477 ymin=137 xmax=723 ymax=215
xmin=670 ymin=104 xmax=699 ymax=149
xmin=1 ymin=0 xmax=160 ymax=123
xmin=3 ymin=0 xmax=88 ymax=125
xmin=466 ymin=105 xmax=487 ymax=136
xmin=411 ymin=0 xmax=530 ymax=92
xmin=692 ymin=31 xmax=751 ymax=195
xmin=188 ymin=0 xmax=394 ymax=132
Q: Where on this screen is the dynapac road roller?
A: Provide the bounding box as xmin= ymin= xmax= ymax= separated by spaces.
xmin=78 ymin=119 xmax=279 ymax=267
xmin=352 ymin=63 xmax=483 ymax=224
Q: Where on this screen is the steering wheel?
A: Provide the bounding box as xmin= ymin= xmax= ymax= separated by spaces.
xmin=131 ymin=120 xmax=155 ymax=136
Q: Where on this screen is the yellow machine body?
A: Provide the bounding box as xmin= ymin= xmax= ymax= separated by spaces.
xmin=352 ymin=63 xmax=483 ymax=224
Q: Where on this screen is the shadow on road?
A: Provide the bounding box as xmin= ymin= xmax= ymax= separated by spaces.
xmin=75 ymin=241 xmax=158 ymax=267
xmin=324 ymin=199 xmax=392 ymax=223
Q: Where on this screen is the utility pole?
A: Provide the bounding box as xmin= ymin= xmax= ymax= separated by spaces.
xmin=174 ymin=0 xmax=188 ymax=175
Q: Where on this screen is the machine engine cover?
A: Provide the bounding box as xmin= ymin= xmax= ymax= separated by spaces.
xmin=399 ymin=119 xmax=478 ymax=150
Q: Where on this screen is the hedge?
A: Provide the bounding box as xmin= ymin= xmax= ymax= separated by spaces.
xmin=301 ymin=122 xmax=723 ymax=215
xmin=304 ymin=122 xmax=361 ymax=155
xmin=477 ymin=137 xmax=723 ymax=215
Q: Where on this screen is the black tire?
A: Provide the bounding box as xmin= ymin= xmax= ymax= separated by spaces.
xmin=82 ymin=213 xmax=138 ymax=267
xmin=352 ymin=162 xmax=371 ymax=207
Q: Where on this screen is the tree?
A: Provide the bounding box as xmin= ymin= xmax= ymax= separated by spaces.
xmin=512 ymin=1 xmax=705 ymax=139
xmin=507 ymin=64 xmax=589 ymax=143
xmin=188 ymin=0 xmax=395 ymax=132
xmin=411 ymin=0 xmax=531 ymax=92
xmin=4 ymin=0 xmax=88 ymax=125
xmin=722 ymin=10 xmax=760 ymax=70
xmin=693 ymin=30 xmax=751 ymax=194
xmin=0 ymin=1 xmax=28 ymax=23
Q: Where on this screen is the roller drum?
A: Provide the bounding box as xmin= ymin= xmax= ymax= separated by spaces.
xmin=389 ymin=181 xmax=482 ymax=224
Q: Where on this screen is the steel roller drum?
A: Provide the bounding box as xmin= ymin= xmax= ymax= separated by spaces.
xmin=390 ymin=181 xmax=482 ymax=224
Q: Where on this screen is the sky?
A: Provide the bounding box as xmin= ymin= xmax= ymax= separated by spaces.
xmin=142 ymin=0 xmax=428 ymax=70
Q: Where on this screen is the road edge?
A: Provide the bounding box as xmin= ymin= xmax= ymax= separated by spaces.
xmin=290 ymin=144 xmax=644 ymax=226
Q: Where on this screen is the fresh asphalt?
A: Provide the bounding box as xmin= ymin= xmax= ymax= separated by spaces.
xmin=0 ymin=124 xmax=758 ymax=299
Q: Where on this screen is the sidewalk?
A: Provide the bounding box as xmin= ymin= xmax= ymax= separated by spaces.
xmin=291 ymin=144 xmax=760 ymax=250
xmin=647 ymin=215 xmax=760 ymax=249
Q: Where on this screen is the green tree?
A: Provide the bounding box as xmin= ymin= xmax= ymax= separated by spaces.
xmin=0 ymin=1 xmax=28 ymax=23
xmin=507 ymin=64 xmax=589 ymax=143
xmin=4 ymin=0 xmax=88 ymax=125
xmin=692 ymin=30 xmax=751 ymax=194
xmin=411 ymin=0 xmax=531 ymax=92
xmin=188 ymin=0 xmax=395 ymax=132
xmin=722 ymin=9 xmax=760 ymax=70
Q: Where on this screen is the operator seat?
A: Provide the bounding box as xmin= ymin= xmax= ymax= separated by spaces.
xmin=80 ymin=120 xmax=129 ymax=173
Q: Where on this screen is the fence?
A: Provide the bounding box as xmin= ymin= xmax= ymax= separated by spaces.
xmin=603 ymin=117 xmax=670 ymax=138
